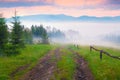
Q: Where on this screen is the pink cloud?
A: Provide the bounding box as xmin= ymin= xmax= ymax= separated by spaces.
xmin=0 ymin=0 xmax=106 ymax=6
xmin=0 ymin=5 xmax=120 ymax=18
xmin=86 ymin=0 xmax=106 ymax=6
xmin=54 ymin=0 xmax=84 ymax=7
xmin=54 ymin=0 xmax=106 ymax=7
xmin=0 ymin=0 xmax=109 ymax=9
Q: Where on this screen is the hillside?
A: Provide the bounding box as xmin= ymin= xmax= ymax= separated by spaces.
xmin=7 ymin=14 xmax=120 ymax=22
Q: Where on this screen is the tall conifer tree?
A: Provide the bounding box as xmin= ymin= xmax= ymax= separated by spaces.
xmin=0 ymin=17 xmax=8 ymax=52
xmin=11 ymin=10 xmax=24 ymax=49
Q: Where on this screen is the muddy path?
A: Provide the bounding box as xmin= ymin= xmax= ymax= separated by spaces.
xmin=69 ymin=49 xmax=94 ymax=80
xmin=17 ymin=47 xmax=94 ymax=80
xmin=21 ymin=48 xmax=62 ymax=80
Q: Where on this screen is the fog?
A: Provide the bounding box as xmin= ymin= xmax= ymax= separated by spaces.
xmin=22 ymin=21 xmax=120 ymax=48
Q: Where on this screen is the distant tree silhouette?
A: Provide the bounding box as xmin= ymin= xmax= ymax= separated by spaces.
xmin=48 ymin=27 xmax=65 ymax=39
xmin=23 ymin=28 xmax=33 ymax=44
xmin=31 ymin=25 xmax=49 ymax=44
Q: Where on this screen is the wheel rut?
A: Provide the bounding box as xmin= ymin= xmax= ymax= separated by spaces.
xmin=69 ymin=49 xmax=94 ymax=80
xmin=20 ymin=47 xmax=94 ymax=80
xmin=21 ymin=48 xmax=61 ymax=80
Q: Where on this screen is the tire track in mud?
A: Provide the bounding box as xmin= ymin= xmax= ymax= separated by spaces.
xmin=69 ymin=49 xmax=94 ymax=80
xmin=21 ymin=48 xmax=62 ymax=80
xmin=18 ymin=47 xmax=94 ymax=80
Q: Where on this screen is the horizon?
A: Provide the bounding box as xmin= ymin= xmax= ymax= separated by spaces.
xmin=6 ymin=13 xmax=120 ymax=18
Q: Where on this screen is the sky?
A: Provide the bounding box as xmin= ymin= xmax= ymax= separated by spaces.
xmin=0 ymin=0 xmax=120 ymax=18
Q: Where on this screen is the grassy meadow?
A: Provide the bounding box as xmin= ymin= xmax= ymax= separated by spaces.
xmin=0 ymin=44 xmax=53 ymax=80
xmin=0 ymin=44 xmax=120 ymax=80
xmin=70 ymin=45 xmax=120 ymax=80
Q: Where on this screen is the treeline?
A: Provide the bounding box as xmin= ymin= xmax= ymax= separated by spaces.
xmin=48 ymin=27 xmax=65 ymax=39
xmin=104 ymin=34 xmax=120 ymax=44
xmin=0 ymin=15 xmax=25 ymax=56
xmin=23 ymin=25 xmax=49 ymax=44
xmin=0 ymin=15 xmax=66 ymax=56
xmin=31 ymin=25 xmax=49 ymax=44
xmin=0 ymin=14 xmax=50 ymax=56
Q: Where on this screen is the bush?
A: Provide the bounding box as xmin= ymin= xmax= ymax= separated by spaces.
xmin=4 ymin=44 xmax=21 ymax=56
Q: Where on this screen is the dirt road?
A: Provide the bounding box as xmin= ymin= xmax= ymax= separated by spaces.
xmin=21 ymin=48 xmax=61 ymax=80
xmin=69 ymin=49 xmax=94 ymax=80
xmin=17 ymin=47 xmax=94 ymax=80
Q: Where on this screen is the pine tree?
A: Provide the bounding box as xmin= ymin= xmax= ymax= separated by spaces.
xmin=0 ymin=18 xmax=8 ymax=54
xmin=11 ymin=11 xmax=24 ymax=50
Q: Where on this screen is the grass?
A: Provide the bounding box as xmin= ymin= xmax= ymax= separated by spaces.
xmin=70 ymin=45 xmax=120 ymax=80
xmin=54 ymin=48 xmax=76 ymax=80
xmin=1 ymin=44 xmax=120 ymax=80
xmin=0 ymin=44 xmax=53 ymax=80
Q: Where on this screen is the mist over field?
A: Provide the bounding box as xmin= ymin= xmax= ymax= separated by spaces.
xmin=18 ymin=21 xmax=120 ymax=48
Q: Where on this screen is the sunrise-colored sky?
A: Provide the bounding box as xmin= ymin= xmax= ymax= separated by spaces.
xmin=0 ymin=0 xmax=120 ymax=18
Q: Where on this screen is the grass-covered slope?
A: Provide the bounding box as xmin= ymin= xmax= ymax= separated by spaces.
xmin=1 ymin=44 xmax=120 ymax=80
xmin=0 ymin=44 xmax=53 ymax=80
xmin=70 ymin=45 xmax=120 ymax=80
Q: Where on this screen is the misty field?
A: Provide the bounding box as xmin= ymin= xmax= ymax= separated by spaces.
xmin=70 ymin=45 xmax=120 ymax=80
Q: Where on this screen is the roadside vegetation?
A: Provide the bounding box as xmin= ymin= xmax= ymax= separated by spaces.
xmin=0 ymin=12 xmax=66 ymax=80
xmin=0 ymin=44 xmax=53 ymax=80
xmin=70 ymin=45 xmax=120 ymax=80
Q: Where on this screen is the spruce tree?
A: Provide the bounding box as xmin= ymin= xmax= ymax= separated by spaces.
xmin=11 ymin=11 xmax=24 ymax=50
xmin=0 ymin=18 xmax=8 ymax=54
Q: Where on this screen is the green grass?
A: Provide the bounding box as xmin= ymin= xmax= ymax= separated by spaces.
xmin=70 ymin=45 xmax=120 ymax=80
xmin=54 ymin=49 xmax=76 ymax=80
xmin=1 ymin=44 xmax=120 ymax=80
xmin=0 ymin=44 xmax=53 ymax=80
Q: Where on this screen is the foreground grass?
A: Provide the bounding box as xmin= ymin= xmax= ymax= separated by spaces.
xmin=55 ymin=48 xmax=76 ymax=80
xmin=70 ymin=45 xmax=120 ymax=80
xmin=0 ymin=44 xmax=53 ymax=80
